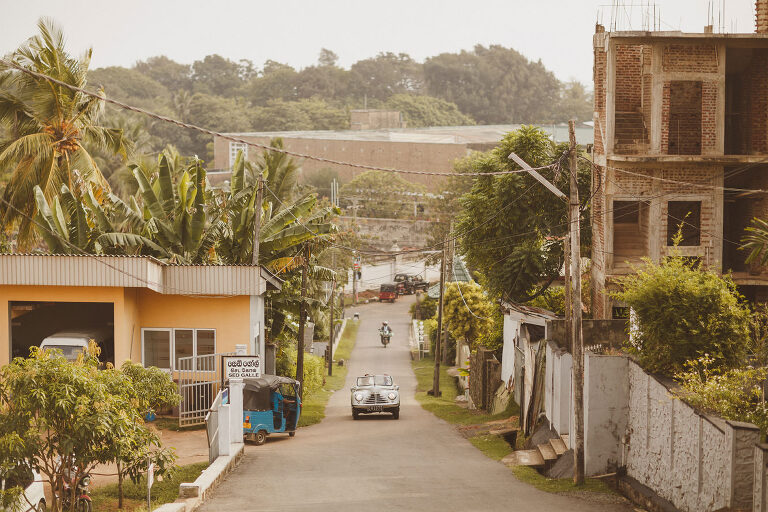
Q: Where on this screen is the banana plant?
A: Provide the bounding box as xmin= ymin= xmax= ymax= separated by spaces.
xmin=32 ymin=184 xmax=166 ymax=257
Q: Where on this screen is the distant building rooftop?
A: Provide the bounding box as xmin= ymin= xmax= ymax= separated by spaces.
xmin=223 ymin=123 xmax=594 ymax=146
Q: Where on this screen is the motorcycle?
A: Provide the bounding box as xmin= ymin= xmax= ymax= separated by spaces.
xmin=379 ymin=328 xmax=392 ymax=347
xmin=58 ymin=467 xmax=92 ymax=512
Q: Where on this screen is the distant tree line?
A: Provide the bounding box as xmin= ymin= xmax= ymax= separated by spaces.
xmin=88 ymin=46 xmax=593 ymax=163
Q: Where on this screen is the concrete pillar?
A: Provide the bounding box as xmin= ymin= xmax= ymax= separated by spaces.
xmin=725 ymin=420 xmax=760 ymax=510
xmin=229 ymin=379 xmax=244 ymax=446
xmin=218 ymin=403 xmax=231 ymax=456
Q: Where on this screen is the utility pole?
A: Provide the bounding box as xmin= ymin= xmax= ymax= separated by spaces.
xmin=328 ymin=278 xmax=335 ymax=377
xmin=296 ymin=244 xmax=309 ymax=396
xmin=569 ymin=119 xmax=585 ymax=485
xmin=431 ymin=244 xmax=446 ymax=397
xmin=508 ymin=120 xmax=585 ymax=484
xmin=251 ymin=175 xmax=263 ymax=266
xmin=352 ymin=251 xmax=359 ymax=305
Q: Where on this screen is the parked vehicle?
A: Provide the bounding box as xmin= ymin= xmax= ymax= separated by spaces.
xmin=351 ymin=374 xmax=400 ymax=419
xmin=379 ymin=283 xmax=397 ymax=303
xmin=393 ymin=273 xmax=429 ymax=294
xmin=242 ymin=375 xmax=302 ymax=445
xmin=39 ymin=329 xmax=112 ymax=363
xmin=0 ymin=466 xmax=45 ymax=512
xmin=59 ymin=470 xmax=91 ymax=512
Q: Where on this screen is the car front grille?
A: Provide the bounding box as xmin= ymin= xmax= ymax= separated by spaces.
xmin=364 ymin=392 xmax=386 ymax=404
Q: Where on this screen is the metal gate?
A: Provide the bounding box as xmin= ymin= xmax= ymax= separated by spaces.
xmin=178 ymin=352 xmax=233 ymax=427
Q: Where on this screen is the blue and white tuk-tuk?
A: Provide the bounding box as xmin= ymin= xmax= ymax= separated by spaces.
xmin=242 ymin=375 xmax=301 ymax=445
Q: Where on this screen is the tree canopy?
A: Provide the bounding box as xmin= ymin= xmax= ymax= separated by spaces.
xmin=455 ymin=126 xmax=591 ymax=302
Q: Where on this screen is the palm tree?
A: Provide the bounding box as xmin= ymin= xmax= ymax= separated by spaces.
xmin=0 ymin=18 xmax=130 ymax=244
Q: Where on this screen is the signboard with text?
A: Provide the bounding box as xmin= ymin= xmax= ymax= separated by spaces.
xmin=223 ymin=355 xmax=261 ymax=382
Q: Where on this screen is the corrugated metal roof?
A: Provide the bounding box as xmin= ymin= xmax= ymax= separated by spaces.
xmin=427 ymin=256 xmax=473 ymax=299
xmin=0 ymin=254 xmax=274 ymax=296
xmin=500 ymin=300 xmax=558 ymax=320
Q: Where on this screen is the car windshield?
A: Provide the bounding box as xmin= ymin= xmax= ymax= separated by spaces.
xmin=41 ymin=344 xmax=85 ymax=360
xmin=357 ymin=376 xmax=374 ymax=386
xmin=375 ymin=375 xmax=393 ymax=386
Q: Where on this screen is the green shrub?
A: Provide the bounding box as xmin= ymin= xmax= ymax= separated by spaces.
xmin=275 ymin=345 xmax=325 ymax=397
xmin=611 ymin=256 xmax=750 ymax=375
xmin=674 ymin=355 xmax=768 ymax=433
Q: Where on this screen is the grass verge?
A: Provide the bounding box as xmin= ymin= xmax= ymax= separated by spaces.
xmin=91 ymin=462 xmax=208 ymax=512
xmin=411 ymin=357 xmax=616 ymax=498
xmin=411 ymin=356 xmax=518 ymax=426
xmin=511 ymin=466 xmax=614 ymax=495
xmin=298 ymin=319 xmax=360 ymax=427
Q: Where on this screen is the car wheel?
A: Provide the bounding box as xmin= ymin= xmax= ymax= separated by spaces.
xmin=255 ymin=430 xmax=268 ymax=445
xmin=37 ymin=500 xmax=47 ymax=512
xmin=392 ymin=408 xmax=400 ymax=420
xmin=352 ymin=410 xmax=360 ymax=420
xmin=289 ymin=431 xmax=296 ymax=437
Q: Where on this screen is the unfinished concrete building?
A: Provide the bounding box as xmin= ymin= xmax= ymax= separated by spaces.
xmin=592 ymin=1 xmax=768 ymax=318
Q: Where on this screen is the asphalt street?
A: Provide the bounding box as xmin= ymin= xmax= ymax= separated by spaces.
xmin=198 ymin=295 xmax=632 ymax=512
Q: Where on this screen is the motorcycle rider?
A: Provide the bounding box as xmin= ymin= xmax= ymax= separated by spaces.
xmin=379 ymin=321 xmax=392 ymax=337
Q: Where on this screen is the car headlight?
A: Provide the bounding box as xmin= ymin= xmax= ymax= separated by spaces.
xmin=388 ymin=392 xmax=397 ymax=401
xmin=354 ymin=393 xmax=363 ymax=402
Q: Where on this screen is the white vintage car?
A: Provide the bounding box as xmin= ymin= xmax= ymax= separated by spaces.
xmin=1 ymin=466 xmax=46 ymax=512
xmin=351 ymin=374 xmax=400 ymax=420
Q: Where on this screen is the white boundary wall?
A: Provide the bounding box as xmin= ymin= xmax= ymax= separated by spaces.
xmin=543 ymin=348 xmax=761 ymax=511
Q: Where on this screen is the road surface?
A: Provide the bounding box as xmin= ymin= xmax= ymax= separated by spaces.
xmin=199 ymin=296 xmax=631 ymax=512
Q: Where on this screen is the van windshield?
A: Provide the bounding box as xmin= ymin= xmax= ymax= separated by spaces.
xmin=42 ymin=344 xmax=85 ymax=361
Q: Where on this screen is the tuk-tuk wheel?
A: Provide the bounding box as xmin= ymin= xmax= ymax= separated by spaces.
xmin=289 ymin=431 xmax=296 ymax=437
xmin=255 ymin=430 xmax=267 ymax=445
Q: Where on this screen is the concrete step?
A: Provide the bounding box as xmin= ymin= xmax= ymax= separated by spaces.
xmin=537 ymin=442 xmax=558 ymax=461
xmin=560 ymin=434 xmax=569 ymax=448
xmin=501 ymin=449 xmax=545 ymax=468
xmin=549 ymin=437 xmax=568 ymax=456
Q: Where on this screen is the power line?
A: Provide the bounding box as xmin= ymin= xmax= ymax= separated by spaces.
xmin=0 ymin=58 xmax=557 ymax=179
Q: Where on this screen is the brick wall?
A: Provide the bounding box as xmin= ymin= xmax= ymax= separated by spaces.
xmin=593 ymin=42 xmax=607 ymax=155
xmin=750 ymin=51 xmax=768 ymax=153
xmin=662 ymin=44 xmax=718 ymax=73
xmin=615 ymin=45 xmax=644 ymax=113
xmin=668 ymin=81 xmax=703 ymax=155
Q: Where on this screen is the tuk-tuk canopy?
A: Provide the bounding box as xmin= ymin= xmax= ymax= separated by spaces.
xmin=380 ymin=283 xmax=396 ymax=292
xmin=243 ymin=375 xmax=300 ymax=412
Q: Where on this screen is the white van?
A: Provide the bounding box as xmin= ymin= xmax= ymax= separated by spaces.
xmin=39 ymin=329 xmax=111 ymax=362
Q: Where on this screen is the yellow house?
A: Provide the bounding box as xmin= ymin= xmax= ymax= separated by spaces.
xmin=0 ymin=254 xmax=280 ymax=371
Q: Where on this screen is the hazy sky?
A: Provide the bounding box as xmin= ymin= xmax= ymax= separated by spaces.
xmin=1 ymin=0 xmax=757 ymax=85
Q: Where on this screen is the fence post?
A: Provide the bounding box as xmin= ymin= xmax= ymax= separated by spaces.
xmin=725 ymin=420 xmax=760 ymax=510
xmin=754 ymin=444 xmax=768 ymax=512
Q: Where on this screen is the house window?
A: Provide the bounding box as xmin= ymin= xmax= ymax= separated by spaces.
xmin=143 ymin=329 xmax=171 ymax=369
xmin=229 ymin=142 xmax=247 ymax=169
xmin=667 ymin=201 xmax=701 ymax=246
xmin=142 ymin=328 xmax=216 ymax=370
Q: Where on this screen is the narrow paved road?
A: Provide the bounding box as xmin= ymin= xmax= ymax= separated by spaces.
xmin=199 ymin=296 xmax=631 ymax=511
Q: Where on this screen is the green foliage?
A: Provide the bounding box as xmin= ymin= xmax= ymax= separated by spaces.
xmin=340 ymin=170 xmax=425 ymax=219
xmin=384 ymin=94 xmax=473 ymax=127
xmin=251 ymin=99 xmax=348 ymax=132
xmin=441 ymin=282 xmax=495 ymax=348
xmin=741 ymin=217 xmax=768 ymax=266
xmin=0 ymin=346 xmax=174 ymax=512
xmin=120 ymin=361 xmax=181 ymax=415
xmin=611 ymin=257 xmax=750 ymax=375
xmin=528 ymin=286 xmax=565 ymax=316
xmin=0 ymin=18 xmax=131 ymax=245
xmin=410 ymin=296 xmax=437 ymax=320
xmin=674 ymin=355 xmax=768 ymax=433
xmin=423 ymin=45 xmax=561 ymax=124
xmin=275 ymin=345 xmax=324 ymax=398
xmin=456 ymin=126 xmax=591 ymax=302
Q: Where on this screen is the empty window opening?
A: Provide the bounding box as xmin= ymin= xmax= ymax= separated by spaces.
xmin=613 ymin=44 xmax=651 ymax=154
xmin=667 ymin=201 xmax=701 ymax=246
xmin=726 ymin=48 xmax=768 ymax=155
xmin=723 ymin=165 xmax=768 ymax=272
xmin=668 ymin=81 xmax=702 ymax=155
xmin=612 ymin=200 xmax=650 ymax=269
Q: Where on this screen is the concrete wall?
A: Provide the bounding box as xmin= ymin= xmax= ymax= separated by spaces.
xmin=544 ymin=341 xmax=572 ymax=437
xmin=337 ymin=216 xmax=433 ymax=250
xmin=584 ymin=354 xmax=629 ymax=476
xmin=501 ymin=315 xmax=518 ymax=386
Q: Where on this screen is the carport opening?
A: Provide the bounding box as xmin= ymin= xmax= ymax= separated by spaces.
xmin=10 ymin=301 xmax=114 ymax=364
